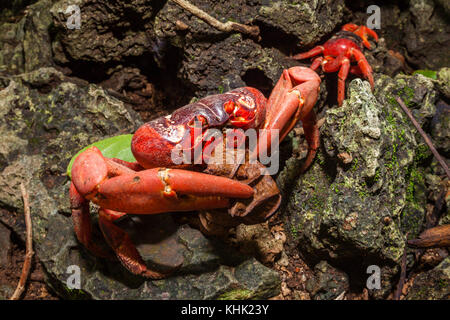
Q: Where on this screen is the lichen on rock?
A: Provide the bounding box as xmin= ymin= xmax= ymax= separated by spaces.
xmin=283 ymin=78 xmax=422 ymax=297
xmin=406 ymin=256 xmax=450 ymax=300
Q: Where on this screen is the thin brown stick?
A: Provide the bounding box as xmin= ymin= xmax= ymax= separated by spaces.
xmin=10 ymin=183 xmax=34 ymax=300
xmin=171 ymin=0 xmax=260 ymax=38
xmin=396 ymin=96 xmax=450 ymax=179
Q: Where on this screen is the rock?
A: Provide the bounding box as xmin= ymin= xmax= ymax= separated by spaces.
xmin=418 ymin=248 xmax=449 ymax=270
xmin=0 ymin=284 xmax=14 ymax=300
xmin=436 ymin=68 xmax=450 ymax=99
xmin=351 ymin=1 xmax=449 ymax=71
xmin=283 ymin=79 xmax=419 ymax=297
xmin=154 ymin=0 xmax=257 ymax=44
xmin=406 ymin=256 xmax=450 ymax=300
xmin=305 ymin=261 xmax=349 ymax=300
xmin=375 ymin=73 xmax=437 ymax=128
xmin=0 ymin=67 xmax=280 ymax=299
xmin=180 ymin=35 xmax=297 ymax=96
xmin=257 ymin=0 xmax=345 ymax=47
xmin=431 ymin=101 xmax=450 ymax=157
xmin=50 ymin=0 xmax=158 ymax=64
xmin=0 ymin=0 xmax=54 ymax=74
xmin=405 ymin=0 xmax=450 ymax=69
xmin=0 ymin=223 xmax=11 ymax=267
xmin=233 ymin=222 xmax=286 ymax=265
xmin=154 ymin=0 xmax=344 ymax=96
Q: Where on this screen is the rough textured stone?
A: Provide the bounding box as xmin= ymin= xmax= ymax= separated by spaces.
xmin=0 ymin=223 xmax=11 ymax=267
xmin=283 ymin=79 xmax=420 ymax=297
xmin=234 ymin=222 xmax=285 ymax=265
xmin=405 ymin=0 xmax=450 ymax=69
xmin=0 ymin=0 xmax=54 ymax=74
xmin=0 ymin=67 xmax=280 ymax=299
xmin=180 ymin=34 xmax=296 ymax=96
xmin=257 ymin=0 xmax=345 ymax=47
xmin=305 ymin=261 xmax=349 ymax=300
xmin=436 ymin=68 xmax=450 ymax=99
xmin=406 ymin=256 xmax=450 ymax=300
xmin=153 ymin=0 xmax=345 ymax=96
xmin=50 ymin=0 xmax=159 ymax=64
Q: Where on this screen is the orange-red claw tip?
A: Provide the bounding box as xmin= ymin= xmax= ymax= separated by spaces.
xmin=71 ymin=147 xmax=108 ymax=196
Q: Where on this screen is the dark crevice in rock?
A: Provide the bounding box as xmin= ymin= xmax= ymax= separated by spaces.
xmin=254 ymin=21 xmax=301 ymax=56
xmin=242 ymin=68 xmax=273 ymax=98
xmin=345 ymin=0 xmax=410 ymax=12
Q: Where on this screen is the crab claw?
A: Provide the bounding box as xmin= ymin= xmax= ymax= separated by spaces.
xmin=255 ymin=67 xmax=321 ymax=172
xmin=71 ymin=147 xmax=254 ymax=215
xmin=342 ymin=23 xmax=379 ymax=49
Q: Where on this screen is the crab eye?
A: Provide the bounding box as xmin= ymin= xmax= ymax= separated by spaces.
xmin=188 ymin=115 xmax=208 ymax=128
xmin=224 ymin=100 xmax=235 ymax=114
xmin=225 ymin=96 xmax=257 ymax=129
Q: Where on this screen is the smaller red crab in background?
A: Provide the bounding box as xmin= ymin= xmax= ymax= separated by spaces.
xmin=292 ymin=24 xmax=379 ymax=106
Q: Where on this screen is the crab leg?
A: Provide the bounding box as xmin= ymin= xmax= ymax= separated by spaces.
xmin=310 ymin=56 xmax=324 ymax=71
xmin=70 ymin=146 xmax=254 ymax=278
xmin=292 ymin=45 xmax=324 ymax=60
xmin=69 ymin=183 xmax=111 ymax=258
xmin=350 ymin=48 xmax=374 ymax=89
xmin=342 ymin=24 xmax=378 ymax=49
xmin=98 ymin=208 xmax=177 ymax=279
xmin=337 ymin=58 xmax=351 ymax=107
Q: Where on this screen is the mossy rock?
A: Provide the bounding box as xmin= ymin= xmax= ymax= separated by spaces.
xmin=406 ymin=257 xmax=450 ymax=300
xmin=283 ymin=79 xmax=421 ymax=297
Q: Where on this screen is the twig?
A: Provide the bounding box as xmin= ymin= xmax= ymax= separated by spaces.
xmin=10 ymin=183 xmax=34 ymax=300
xmin=396 ymin=96 xmax=450 ymax=179
xmin=407 ymin=224 xmax=450 ymax=248
xmin=171 ymin=0 xmax=260 ymax=38
xmin=394 ymin=236 xmax=408 ymax=300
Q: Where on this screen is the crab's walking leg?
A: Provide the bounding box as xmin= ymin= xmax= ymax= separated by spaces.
xmin=98 ymin=209 xmax=176 ymax=279
xmin=69 ymin=183 xmax=111 ymax=258
xmin=320 ymin=54 xmax=350 ymax=107
xmin=337 ymin=58 xmax=351 ymax=107
xmin=292 ymin=46 xmax=324 ymax=60
xmin=342 ymin=24 xmax=378 ymax=49
xmin=350 ymin=48 xmax=374 ymax=90
xmin=299 ymin=109 xmax=319 ymax=172
xmin=310 ymin=57 xmax=324 ymax=71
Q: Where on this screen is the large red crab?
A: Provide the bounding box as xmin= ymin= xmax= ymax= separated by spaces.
xmin=70 ymin=67 xmax=320 ymax=278
xmin=292 ymin=24 xmax=378 ymax=106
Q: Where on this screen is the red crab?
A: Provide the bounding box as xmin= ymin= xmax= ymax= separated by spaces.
xmin=292 ymin=24 xmax=378 ymax=106
xmin=70 ymin=66 xmax=321 ymax=278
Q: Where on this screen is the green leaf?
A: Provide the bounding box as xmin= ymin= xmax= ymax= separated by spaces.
xmin=66 ymin=134 xmax=136 ymax=178
xmin=413 ymin=70 xmax=437 ymax=80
